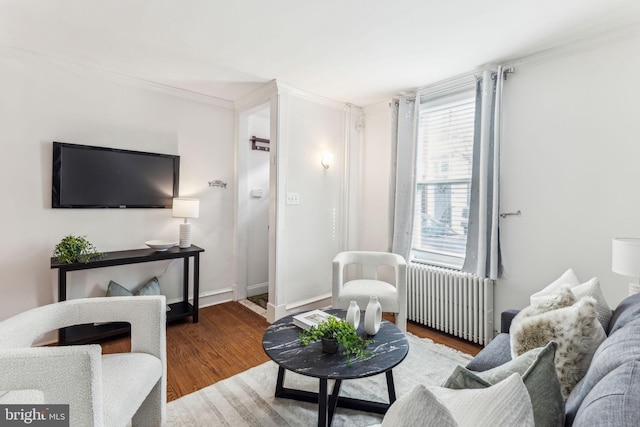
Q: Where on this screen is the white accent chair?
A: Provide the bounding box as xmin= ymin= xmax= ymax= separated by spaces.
xmin=332 ymin=251 xmax=407 ymax=331
xmin=0 ymin=296 xmax=167 ymax=427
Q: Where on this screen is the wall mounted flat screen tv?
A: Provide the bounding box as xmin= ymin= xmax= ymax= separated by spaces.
xmin=52 ymin=142 xmax=180 ymax=208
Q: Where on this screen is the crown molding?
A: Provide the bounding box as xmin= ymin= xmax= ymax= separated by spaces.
xmin=235 ymin=79 xmax=351 ymax=112
xmin=233 ymin=80 xmax=278 ymax=112
xmin=276 ymin=81 xmax=349 ymax=111
xmin=111 ymin=75 xmax=234 ymax=109
xmin=504 ymin=22 xmax=640 ymax=70
xmin=0 ymin=45 xmax=234 ymax=109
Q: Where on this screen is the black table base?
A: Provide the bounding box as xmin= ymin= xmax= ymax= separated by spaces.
xmin=275 ymin=366 xmax=397 ymax=427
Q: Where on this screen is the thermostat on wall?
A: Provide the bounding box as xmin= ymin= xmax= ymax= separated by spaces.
xmin=250 ymin=188 xmax=264 ymax=198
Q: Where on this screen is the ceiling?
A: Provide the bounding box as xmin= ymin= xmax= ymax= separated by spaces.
xmin=1 ymin=0 xmax=640 ymax=107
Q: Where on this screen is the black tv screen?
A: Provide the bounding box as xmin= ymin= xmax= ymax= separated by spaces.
xmin=52 ymin=142 xmax=180 ymax=208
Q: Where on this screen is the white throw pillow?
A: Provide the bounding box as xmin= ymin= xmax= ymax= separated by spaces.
xmin=530 ymin=270 xmax=611 ymax=330
xmin=511 ymin=296 xmax=607 ymax=399
xmin=442 ymin=342 xmax=564 ymax=427
xmin=570 ymin=278 xmax=612 ymax=331
xmin=382 ymin=373 xmax=535 ymax=427
xmin=523 ymin=286 xmax=576 ymax=316
xmin=529 ymin=268 xmax=579 ymax=304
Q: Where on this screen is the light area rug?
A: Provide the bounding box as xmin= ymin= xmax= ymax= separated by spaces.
xmin=166 ymin=333 xmax=473 ymax=426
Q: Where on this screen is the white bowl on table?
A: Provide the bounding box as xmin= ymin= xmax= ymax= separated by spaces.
xmin=145 ymin=240 xmax=177 ymax=251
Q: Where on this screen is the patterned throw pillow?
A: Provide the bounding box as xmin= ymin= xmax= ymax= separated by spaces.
xmin=443 ymin=342 xmax=563 ymax=427
xmin=382 ymin=373 xmax=534 ymax=427
xmin=511 ymin=295 xmax=606 ymax=399
xmin=530 ymin=269 xmax=611 ymax=330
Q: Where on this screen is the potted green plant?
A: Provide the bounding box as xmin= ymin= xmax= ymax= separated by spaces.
xmin=53 ymin=235 xmax=102 ymax=264
xmin=299 ymin=316 xmax=374 ymax=364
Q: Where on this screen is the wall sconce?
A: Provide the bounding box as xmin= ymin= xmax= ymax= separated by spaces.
xmin=321 ymin=152 xmax=334 ymax=170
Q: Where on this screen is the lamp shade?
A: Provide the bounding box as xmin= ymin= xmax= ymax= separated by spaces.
xmin=612 ymin=237 xmax=640 ymax=277
xmin=172 ymin=198 xmax=199 ymax=218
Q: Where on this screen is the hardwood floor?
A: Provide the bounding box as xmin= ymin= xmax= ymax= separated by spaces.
xmin=101 ymin=301 xmax=482 ymax=401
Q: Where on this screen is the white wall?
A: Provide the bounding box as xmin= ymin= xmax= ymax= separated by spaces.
xmin=271 ymin=89 xmax=349 ymax=315
xmin=497 ymin=29 xmax=640 ymax=319
xmin=360 ymin=101 xmax=393 ymax=252
xmin=359 ymin=28 xmax=640 ymax=332
xmin=0 ymin=47 xmax=235 ymax=325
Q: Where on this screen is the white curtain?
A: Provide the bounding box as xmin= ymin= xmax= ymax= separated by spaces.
xmin=390 ymin=94 xmax=420 ymax=260
xmin=462 ymin=67 xmax=504 ymax=279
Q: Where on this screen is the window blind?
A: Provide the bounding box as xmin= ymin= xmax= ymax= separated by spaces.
xmin=412 ymin=89 xmax=475 ymax=268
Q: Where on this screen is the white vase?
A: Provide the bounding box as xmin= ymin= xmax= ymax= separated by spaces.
xmin=346 ymin=300 xmax=360 ymax=329
xmin=364 ymin=296 xmax=382 ymax=335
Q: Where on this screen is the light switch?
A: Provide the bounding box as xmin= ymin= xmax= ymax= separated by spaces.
xmin=286 ymin=193 xmax=300 ymax=205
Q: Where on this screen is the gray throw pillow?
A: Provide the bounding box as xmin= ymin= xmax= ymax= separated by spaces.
xmin=135 ymin=277 xmax=161 ymax=295
xmin=107 ymin=280 xmax=134 ymax=297
xmin=107 ymin=277 xmax=160 ymax=296
xmin=443 ymin=341 xmax=564 ymax=427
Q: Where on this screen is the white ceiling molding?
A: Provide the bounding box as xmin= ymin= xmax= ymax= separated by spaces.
xmin=503 ymin=21 xmax=640 ymax=70
xmin=276 ymin=81 xmax=350 ymax=111
xmin=0 ymin=44 xmax=234 ymax=109
xmin=233 ymin=80 xmax=278 ymax=113
xmin=117 ymin=78 xmax=234 ymax=109
xmin=85 ymin=66 xmax=235 ymax=109
xmin=234 ymin=78 xmax=355 ymax=115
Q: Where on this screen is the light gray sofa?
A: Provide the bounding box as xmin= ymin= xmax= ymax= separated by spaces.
xmin=466 ymin=292 xmax=640 ymax=426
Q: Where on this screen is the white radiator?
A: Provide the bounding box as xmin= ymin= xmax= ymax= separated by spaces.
xmin=408 ymin=263 xmax=494 ymax=346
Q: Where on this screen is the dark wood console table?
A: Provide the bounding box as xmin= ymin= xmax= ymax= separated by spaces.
xmin=51 ymin=244 xmax=204 ymax=345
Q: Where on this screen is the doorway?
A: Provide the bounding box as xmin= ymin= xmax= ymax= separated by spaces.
xmin=236 ymin=103 xmax=271 ymax=316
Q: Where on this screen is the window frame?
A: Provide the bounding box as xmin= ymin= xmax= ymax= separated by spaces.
xmin=411 ymin=86 xmax=476 ymax=270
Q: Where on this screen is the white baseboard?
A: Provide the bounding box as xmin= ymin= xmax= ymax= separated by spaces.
xmin=198 ymin=289 xmax=235 ymax=308
xmin=266 ymin=293 xmax=332 ymax=323
xmin=168 ymin=287 xmax=235 ymax=309
xmin=247 ymin=282 xmax=268 ymax=297
xmin=266 ymin=302 xmax=286 ymax=324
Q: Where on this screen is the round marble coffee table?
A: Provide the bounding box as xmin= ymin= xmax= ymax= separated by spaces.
xmin=262 ymin=309 xmax=409 ymax=427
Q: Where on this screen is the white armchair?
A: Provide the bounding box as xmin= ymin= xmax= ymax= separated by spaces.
xmin=332 ymin=251 xmax=407 ymax=331
xmin=0 ymin=295 xmax=166 ymax=427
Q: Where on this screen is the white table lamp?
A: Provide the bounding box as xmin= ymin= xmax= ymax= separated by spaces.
xmin=612 ymin=237 xmax=640 ymax=295
xmin=173 ymin=198 xmax=199 ymax=248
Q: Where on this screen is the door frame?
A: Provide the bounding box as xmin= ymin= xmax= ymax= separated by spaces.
xmin=234 ymin=82 xmax=279 ymax=319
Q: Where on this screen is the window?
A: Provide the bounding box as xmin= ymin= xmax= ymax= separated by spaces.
xmin=411 ymin=89 xmax=475 ymax=269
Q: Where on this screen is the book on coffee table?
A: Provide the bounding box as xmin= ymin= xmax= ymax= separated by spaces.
xmin=292 ymin=310 xmax=338 ymax=331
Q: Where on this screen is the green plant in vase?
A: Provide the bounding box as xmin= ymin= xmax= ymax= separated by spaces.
xmin=53 ymin=235 xmax=102 ymax=264
xmin=299 ymin=316 xmax=374 ymax=364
